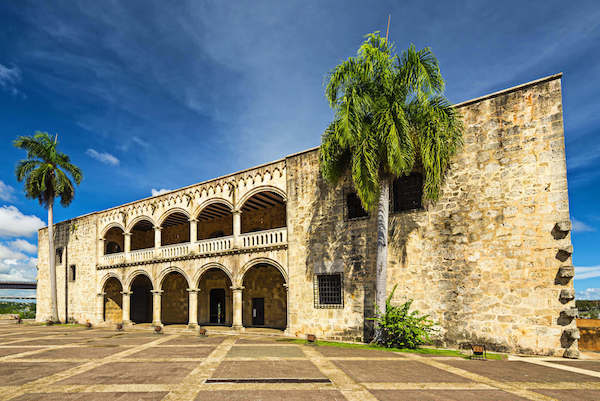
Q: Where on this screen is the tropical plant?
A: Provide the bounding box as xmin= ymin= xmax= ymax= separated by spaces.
xmin=320 ymin=32 xmax=463 ymax=339
xmin=14 ymin=132 xmax=83 ymax=322
xmin=370 ymin=285 xmax=436 ymax=349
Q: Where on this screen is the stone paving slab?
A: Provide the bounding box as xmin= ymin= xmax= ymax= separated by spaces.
xmin=193 ymin=390 xmax=346 ymax=400
xmin=234 ymin=337 xmax=282 ymax=344
xmin=84 ymin=336 xmax=160 ymax=346
xmin=532 ymin=389 xmax=600 ymax=400
xmin=212 ymin=361 xmax=326 ymax=379
xmin=57 ymin=361 xmax=198 ymax=385
xmin=0 ymin=347 xmax=41 ymax=357
xmin=161 ymin=336 xmax=226 ymax=345
xmin=0 ymin=362 xmax=80 ymax=385
xmin=11 ymin=392 xmax=168 ymax=401
xmin=369 ymin=389 xmax=529 ymax=400
xmin=226 ymin=346 xmax=305 ymax=358
xmin=549 ymin=360 xmax=600 ymax=372
xmin=129 ymin=346 xmax=215 ymax=359
xmin=16 ymin=346 xmax=131 ymax=360
xmin=8 ymin=338 xmax=89 ymax=346
xmin=314 ymin=346 xmax=404 ymax=358
xmin=442 ymin=360 xmax=600 ymax=383
xmin=332 ymin=360 xmax=472 ymax=383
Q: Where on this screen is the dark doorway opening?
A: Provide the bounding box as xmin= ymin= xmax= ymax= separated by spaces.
xmin=210 ymin=288 xmax=226 ymax=324
xmin=252 ymin=297 xmax=265 ymax=326
xmin=130 ymin=275 xmax=153 ymax=323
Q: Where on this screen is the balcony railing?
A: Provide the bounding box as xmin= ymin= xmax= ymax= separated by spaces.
xmin=198 ymin=236 xmax=233 ymax=253
xmin=241 ymin=227 xmax=287 ymax=248
xmin=98 ymin=227 xmax=287 ymax=266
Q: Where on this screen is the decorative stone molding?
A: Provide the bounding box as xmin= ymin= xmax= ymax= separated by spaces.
xmin=552 ymin=220 xmax=572 ymax=239
xmin=561 ymin=307 xmax=578 ymax=319
xmin=556 ymin=245 xmax=573 ymax=262
xmin=559 ymin=289 xmax=575 ymax=301
xmin=558 ymin=265 xmax=575 ymax=279
xmin=564 ymin=328 xmax=580 ymax=341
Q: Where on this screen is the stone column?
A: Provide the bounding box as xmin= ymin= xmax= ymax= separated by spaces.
xmin=121 ymin=291 xmax=132 ymax=324
xmin=187 ymin=288 xmax=199 ymax=328
xmin=154 ymin=226 xmax=162 ymax=249
xmin=151 ymin=290 xmax=163 ymax=326
xmin=283 ymin=284 xmax=289 ymax=335
xmin=231 ymin=286 xmax=244 ymax=331
xmin=189 ymin=218 xmax=198 ymax=244
xmin=124 ymin=232 xmax=131 ymax=258
xmin=233 ymin=210 xmax=241 ymax=248
xmin=96 ymin=292 xmax=105 ymax=323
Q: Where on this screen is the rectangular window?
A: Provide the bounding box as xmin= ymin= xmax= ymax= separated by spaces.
xmin=69 ymin=265 xmax=76 ymax=282
xmin=392 ymin=173 xmax=423 ymax=212
xmin=346 ymin=192 xmax=368 ymax=219
xmin=314 ymin=274 xmax=343 ymax=308
xmin=56 ymin=247 xmax=63 ymax=264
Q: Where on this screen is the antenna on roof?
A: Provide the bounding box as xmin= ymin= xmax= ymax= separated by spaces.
xmin=385 ymin=14 xmax=391 ymax=41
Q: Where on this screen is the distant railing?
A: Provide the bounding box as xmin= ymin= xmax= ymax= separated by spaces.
xmin=129 ymin=248 xmax=154 ymax=262
xmin=160 ymin=243 xmax=189 ymax=258
xmin=197 ymin=236 xmax=233 ymax=253
xmin=101 ymin=252 xmax=125 ymax=265
xmin=241 ymin=227 xmax=287 ymax=248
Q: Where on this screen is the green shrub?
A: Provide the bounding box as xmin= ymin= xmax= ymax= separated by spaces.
xmin=370 ymin=285 xmax=436 ymax=349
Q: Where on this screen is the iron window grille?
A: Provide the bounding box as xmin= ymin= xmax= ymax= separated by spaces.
xmin=346 ymin=191 xmax=368 ymax=220
xmin=392 ymin=173 xmax=424 ymax=212
xmin=314 ymin=273 xmax=344 ymax=308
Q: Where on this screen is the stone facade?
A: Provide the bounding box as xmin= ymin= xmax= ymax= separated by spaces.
xmin=36 ymin=74 xmax=577 ymax=357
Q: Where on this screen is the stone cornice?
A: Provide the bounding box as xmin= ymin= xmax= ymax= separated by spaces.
xmin=96 ymin=244 xmax=288 ymax=270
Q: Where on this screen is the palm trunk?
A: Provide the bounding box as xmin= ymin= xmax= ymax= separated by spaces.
xmin=48 ymin=200 xmax=59 ymax=322
xmin=374 ymin=178 xmax=390 ymax=339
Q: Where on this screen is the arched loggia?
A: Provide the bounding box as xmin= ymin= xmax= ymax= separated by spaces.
xmin=241 ymin=263 xmax=287 ymax=329
xmin=130 ymin=274 xmax=153 ymax=323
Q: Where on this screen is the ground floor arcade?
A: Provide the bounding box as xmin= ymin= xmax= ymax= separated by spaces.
xmin=100 ymin=262 xmax=288 ymax=330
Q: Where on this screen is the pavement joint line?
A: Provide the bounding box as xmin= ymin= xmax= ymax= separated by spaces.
xmin=0 ymin=333 xmax=180 ymax=401
xmin=301 ymin=344 xmax=378 ymax=401
xmin=223 ymin=357 xmax=308 ymax=361
xmin=399 ymin=352 xmax=557 ymax=401
xmin=162 ymin=335 xmax=237 ymax=401
xmin=362 ymin=382 xmax=494 ymax=390
xmin=511 ymin=355 xmax=600 ymax=378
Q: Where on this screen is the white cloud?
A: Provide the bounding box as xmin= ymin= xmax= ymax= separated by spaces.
xmin=575 ymin=265 xmax=600 ymax=280
xmin=572 ymin=217 xmax=595 ymax=232
xmin=85 ymin=148 xmax=120 ymax=166
xmin=8 ymin=239 xmax=36 ymax=254
xmin=0 ymin=180 xmax=16 ymax=202
xmin=0 ymin=64 xmax=20 ymax=87
xmin=0 ymin=244 xmax=27 ymax=260
xmin=151 ymin=188 xmax=171 ymax=196
xmin=576 ymin=288 xmax=600 ymax=300
xmin=0 ymin=205 xmax=45 ymax=238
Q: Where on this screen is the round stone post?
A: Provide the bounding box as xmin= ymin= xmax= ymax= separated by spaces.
xmin=124 ymin=232 xmax=131 ymax=260
xmin=189 ymin=218 xmax=198 ymax=244
xmin=283 ymin=283 xmax=289 ymax=335
xmin=187 ymin=288 xmax=199 ymax=328
xmin=154 ymin=226 xmax=162 ymax=250
xmin=151 ymin=289 xmax=163 ymax=326
xmin=121 ymin=291 xmax=132 ymax=324
xmin=231 ymin=286 xmax=244 ymax=331
xmin=232 ymin=210 xmax=241 ymax=248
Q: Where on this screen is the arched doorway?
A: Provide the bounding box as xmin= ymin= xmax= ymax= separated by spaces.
xmin=161 ymin=271 xmax=189 ymax=325
xmin=103 ymin=277 xmax=123 ymax=323
xmin=104 ymin=226 xmax=124 ymax=254
xmin=242 ymin=263 xmax=286 ymax=329
xmin=130 ymin=274 xmax=153 ymax=323
xmin=197 ymin=268 xmax=232 ymax=326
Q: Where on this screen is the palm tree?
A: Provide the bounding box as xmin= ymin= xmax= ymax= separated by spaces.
xmin=14 ymin=132 xmax=83 ymax=322
xmin=320 ymin=32 xmax=463 ymax=339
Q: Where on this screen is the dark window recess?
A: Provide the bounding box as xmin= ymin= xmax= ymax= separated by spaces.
xmin=314 ymin=274 xmax=343 ymax=308
xmin=393 ymin=173 xmax=423 ymax=212
xmin=69 ymin=265 xmax=76 ymax=281
xmin=106 ymin=241 xmax=122 ymax=254
xmin=347 ymin=192 xmax=368 ymax=219
xmin=55 ymin=248 xmax=63 ymax=264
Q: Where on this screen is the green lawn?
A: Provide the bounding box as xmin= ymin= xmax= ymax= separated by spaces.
xmin=278 ymin=338 xmax=506 ymax=360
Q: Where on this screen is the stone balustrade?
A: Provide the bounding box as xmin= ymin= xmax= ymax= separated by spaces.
xmin=241 ymin=227 xmax=287 ymax=248
xmin=197 ymin=236 xmax=232 ymax=253
xmin=129 ymin=248 xmax=155 ymax=262
xmin=160 ymin=243 xmax=190 ymax=258
xmin=101 ymin=252 xmax=125 ymax=265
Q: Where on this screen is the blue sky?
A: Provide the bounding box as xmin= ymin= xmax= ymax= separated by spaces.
xmin=0 ymin=0 xmax=599 ymax=300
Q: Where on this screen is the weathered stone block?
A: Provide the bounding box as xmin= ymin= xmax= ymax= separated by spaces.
xmin=559 ymin=289 xmax=575 ymax=301
xmin=564 ymin=328 xmax=580 ymax=340
xmin=563 ymin=347 xmax=580 ymax=359
xmin=558 ymin=265 xmax=575 ymax=279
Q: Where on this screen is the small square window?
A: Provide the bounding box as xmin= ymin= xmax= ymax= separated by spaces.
xmin=314 ymin=274 xmax=343 ymax=308
xmin=56 ymin=248 xmax=63 ymax=264
xmin=392 ymin=173 xmax=423 ymax=212
xmin=346 ymin=192 xmax=368 ymax=219
xmin=69 ymin=265 xmax=76 ymax=282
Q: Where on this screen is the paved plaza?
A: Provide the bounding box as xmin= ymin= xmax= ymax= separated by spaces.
xmin=0 ymin=320 xmax=598 ymax=400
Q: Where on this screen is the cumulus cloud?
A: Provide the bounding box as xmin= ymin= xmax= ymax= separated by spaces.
xmin=0 ymin=180 xmax=16 ymax=202
xmin=575 ymin=265 xmax=600 ymax=280
xmin=86 ymin=148 xmax=119 ymax=166
xmin=576 ymin=288 xmax=600 ymax=300
xmin=8 ymin=239 xmax=36 ymax=254
xmin=572 ymin=217 xmax=595 ymax=232
xmin=151 ymin=188 xmax=171 ymax=196
xmin=0 ymin=205 xmax=45 ymax=238
xmin=0 ymin=63 xmax=21 ymax=94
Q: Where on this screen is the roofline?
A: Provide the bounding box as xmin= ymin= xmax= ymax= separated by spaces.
xmin=40 ymin=72 xmax=562 ymax=230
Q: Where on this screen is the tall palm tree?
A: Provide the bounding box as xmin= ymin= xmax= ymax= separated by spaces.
xmin=14 ymin=132 xmax=83 ymax=322
xmin=320 ymin=32 xmax=463 ymax=339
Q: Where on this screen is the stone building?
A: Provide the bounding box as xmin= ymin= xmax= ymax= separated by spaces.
xmin=36 ymin=73 xmax=578 ymax=357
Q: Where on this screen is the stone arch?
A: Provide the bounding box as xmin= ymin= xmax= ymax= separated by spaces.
xmin=196 ymin=263 xmax=233 ymax=326
xmin=159 ymin=209 xmax=191 ymax=246
xmin=99 ymin=272 xmax=123 ymax=293
xmin=102 ymin=275 xmax=123 ymax=323
xmin=157 ymin=207 xmax=191 ymax=226
xmin=125 ymin=270 xmax=154 ymax=290
xmin=103 ymin=224 xmax=125 ymax=255
xmin=128 ymin=271 xmax=154 ymax=324
xmin=193 ymin=262 xmax=233 ymax=286
xmin=237 ymin=185 xmax=287 ymax=210
xmin=160 ymin=268 xmax=189 ymax=325
xmin=195 ymin=199 xmax=234 ymax=241
xmin=158 ymin=266 xmax=191 ymax=288
xmin=238 ymin=188 xmax=287 ymax=234
xmin=128 ymin=216 xmax=155 ymax=251
xmin=126 ymin=215 xmax=156 ymax=232
xmin=193 ymin=198 xmax=234 ymax=218
xmin=241 ymin=260 xmax=287 ymax=329
xmin=239 ymin=257 xmax=288 ymax=287
xmin=101 ymin=222 xmax=125 ymax=237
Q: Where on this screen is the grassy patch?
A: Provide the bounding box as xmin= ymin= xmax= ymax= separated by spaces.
xmin=277 ymin=338 xmax=506 ymax=360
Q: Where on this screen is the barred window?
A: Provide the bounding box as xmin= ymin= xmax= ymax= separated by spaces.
xmin=314 ymin=274 xmax=343 ymax=308
xmin=346 ymin=192 xmax=368 ymax=219
xmin=392 ymin=173 xmax=423 ymax=212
